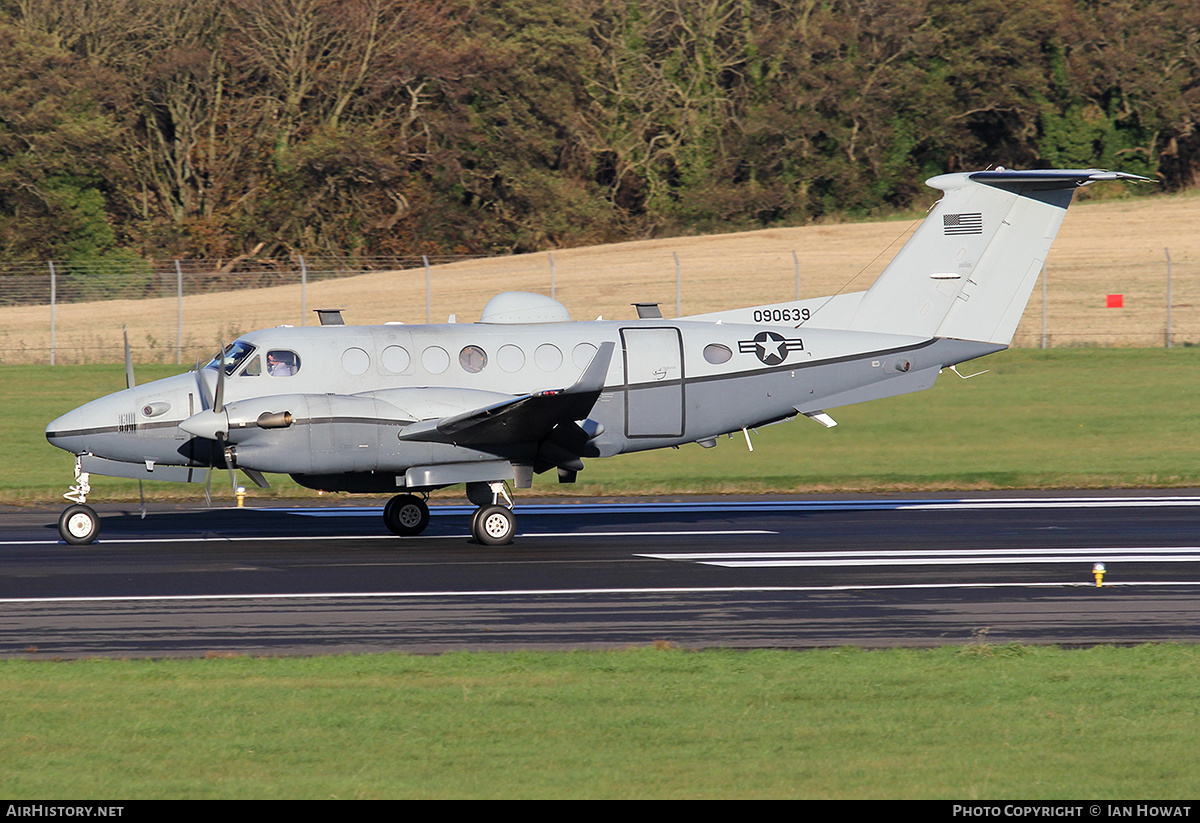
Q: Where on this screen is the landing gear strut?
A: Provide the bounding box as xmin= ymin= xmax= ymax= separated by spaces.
xmin=382 ymin=493 xmax=431 ymax=536
xmin=466 ymin=480 xmax=516 ymax=546
xmin=59 ymin=457 xmax=99 ymax=545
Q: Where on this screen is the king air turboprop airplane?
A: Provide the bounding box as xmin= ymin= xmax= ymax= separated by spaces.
xmin=46 ymin=168 xmax=1146 ymax=545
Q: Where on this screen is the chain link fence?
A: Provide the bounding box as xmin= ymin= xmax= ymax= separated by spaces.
xmin=0 ymin=245 xmax=1195 ymax=365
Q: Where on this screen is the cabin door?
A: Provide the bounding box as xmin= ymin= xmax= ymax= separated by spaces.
xmin=620 ymin=327 xmax=684 ymax=438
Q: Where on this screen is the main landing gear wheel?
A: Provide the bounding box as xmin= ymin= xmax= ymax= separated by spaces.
xmin=383 ymin=494 xmax=430 ymax=536
xmin=59 ymin=504 xmax=99 ymax=545
xmin=471 ymin=505 xmax=516 ymax=546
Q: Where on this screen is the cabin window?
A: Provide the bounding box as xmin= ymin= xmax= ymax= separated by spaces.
xmin=339 ymin=348 xmax=368 ymax=376
xmin=422 ymin=346 xmax=450 ymax=374
xmin=268 ymin=350 xmax=301 ymax=376
xmin=703 ymin=343 xmax=732 ymax=365
xmin=207 ymin=341 xmax=256 ymax=375
xmin=459 ymin=345 xmax=487 ymax=373
xmin=572 ymin=342 xmax=598 ymax=369
xmin=497 ymin=344 xmax=525 ymax=373
xmin=535 ymin=343 xmax=563 ymax=371
xmin=382 ymin=345 xmax=411 ymax=374
xmin=240 ymin=355 xmax=262 ymax=377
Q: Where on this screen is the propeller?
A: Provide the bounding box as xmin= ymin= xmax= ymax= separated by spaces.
xmin=187 ymin=344 xmax=238 ymax=501
xmin=213 ymin=346 xmax=238 ymax=497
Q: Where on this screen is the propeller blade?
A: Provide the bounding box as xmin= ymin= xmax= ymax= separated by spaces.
xmin=194 ymin=358 xmax=212 ymax=411
xmin=217 ymin=432 xmax=236 ymax=495
xmin=214 ymin=344 xmax=226 ymax=413
xmin=123 ymin=326 xmax=135 ymax=390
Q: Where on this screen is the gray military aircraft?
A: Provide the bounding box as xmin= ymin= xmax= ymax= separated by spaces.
xmin=46 ymin=168 xmax=1147 ymax=545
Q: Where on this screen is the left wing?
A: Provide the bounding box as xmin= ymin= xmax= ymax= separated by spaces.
xmin=397 ymin=341 xmax=614 ymax=447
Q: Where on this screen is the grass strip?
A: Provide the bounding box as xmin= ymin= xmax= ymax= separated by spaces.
xmin=2 ymin=645 xmax=1199 ymax=799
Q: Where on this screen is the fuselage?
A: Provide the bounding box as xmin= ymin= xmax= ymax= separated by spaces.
xmin=46 ymin=312 xmax=1001 ymax=490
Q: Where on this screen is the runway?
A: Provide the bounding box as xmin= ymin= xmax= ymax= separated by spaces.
xmin=3 ymin=493 xmax=1200 ymax=657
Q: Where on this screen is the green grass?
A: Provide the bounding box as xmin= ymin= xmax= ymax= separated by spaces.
xmin=8 ymin=355 xmax=1200 ymax=799
xmin=3 ymin=645 xmax=1200 ymax=799
xmin=8 ymin=349 xmax=1200 ymax=502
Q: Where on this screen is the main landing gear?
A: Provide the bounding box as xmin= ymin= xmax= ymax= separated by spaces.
xmin=58 ymin=457 xmax=100 ymax=545
xmin=380 ymin=480 xmax=517 ymax=546
xmin=382 ymin=493 xmax=431 ymax=537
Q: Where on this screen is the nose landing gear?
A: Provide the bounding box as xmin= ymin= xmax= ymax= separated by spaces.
xmin=59 ymin=457 xmax=99 ymax=545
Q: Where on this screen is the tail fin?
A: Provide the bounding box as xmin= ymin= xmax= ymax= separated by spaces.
xmin=847 ymin=169 xmax=1149 ymax=345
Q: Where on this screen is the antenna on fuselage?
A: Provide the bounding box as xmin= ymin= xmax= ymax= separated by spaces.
xmin=314 ymin=309 xmax=345 ymax=326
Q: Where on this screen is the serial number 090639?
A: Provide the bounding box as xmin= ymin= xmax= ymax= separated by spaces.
xmin=753 ymin=307 xmax=810 ymax=323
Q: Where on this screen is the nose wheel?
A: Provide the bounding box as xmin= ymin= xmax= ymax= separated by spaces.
xmin=59 ymin=503 xmax=99 ymax=545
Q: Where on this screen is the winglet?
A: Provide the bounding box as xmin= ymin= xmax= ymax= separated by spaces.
xmin=573 ymin=340 xmax=615 ymax=396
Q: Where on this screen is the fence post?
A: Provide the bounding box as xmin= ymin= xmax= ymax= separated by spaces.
xmin=299 ymin=255 xmax=308 ymax=327
xmin=549 ymin=251 xmax=556 ymax=299
xmin=48 ymin=260 xmax=56 ymax=366
xmin=1165 ymin=248 xmax=1173 ymax=349
xmin=423 ymin=255 xmax=431 ymax=323
xmin=793 ymin=250 xmax=800 ymax=300
xmin=174 ymin=260 xmax=184 ymax=364
xmin=674 ymin=252 xmax=681 ymax=316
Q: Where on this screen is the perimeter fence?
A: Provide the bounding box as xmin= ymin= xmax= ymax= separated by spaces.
xmin=0 ymin=247 xmax=1196 ymax=365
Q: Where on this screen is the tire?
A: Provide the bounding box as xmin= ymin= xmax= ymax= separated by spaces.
xmin=472 ymin=505 xmax=515 ymax=546
xmin=383 ymin=494 xmax=430 ymax=537
xmin=59 ymin=504 xmax=99 ymax=545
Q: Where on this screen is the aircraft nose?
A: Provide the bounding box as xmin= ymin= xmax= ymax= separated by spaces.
xmin=45 ymin=393 xmax=131 ymax=454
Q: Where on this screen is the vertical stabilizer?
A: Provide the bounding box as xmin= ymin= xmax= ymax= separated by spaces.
xmin=847 ymin=169 xmax=1148 ymax=345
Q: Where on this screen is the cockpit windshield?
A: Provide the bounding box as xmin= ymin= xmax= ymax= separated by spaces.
xmin=205 ymin=341 xmax=257 ymax=376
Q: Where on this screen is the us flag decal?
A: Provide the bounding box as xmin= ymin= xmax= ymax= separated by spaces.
xmin=944 ymin=213 xmax=983 ymax=235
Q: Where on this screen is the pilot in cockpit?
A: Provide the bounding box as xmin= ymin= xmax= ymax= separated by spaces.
xmin=267 ymin=350 xmax=299 ymax=376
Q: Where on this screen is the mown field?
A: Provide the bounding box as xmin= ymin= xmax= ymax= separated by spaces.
xmin=4 ymin=645 xmax=1200 ymax=799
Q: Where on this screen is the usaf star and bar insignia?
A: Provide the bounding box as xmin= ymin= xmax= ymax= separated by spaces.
xmin=739 ymin=331 xmax=805 ymax=366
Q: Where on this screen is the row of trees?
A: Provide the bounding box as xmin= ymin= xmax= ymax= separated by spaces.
xmin=1 ymin=0 xmax=1197 ymax=267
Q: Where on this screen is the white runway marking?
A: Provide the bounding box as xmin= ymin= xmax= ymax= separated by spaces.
xmin=640 ymin=547 xmax=1200 ymax=567
xmin=6 ymin=579 xmax=1200 ymax=605
xmin=0 ymin=529 xmax=773 ymax=547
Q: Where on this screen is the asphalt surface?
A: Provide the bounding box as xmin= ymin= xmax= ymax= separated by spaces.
xmin=3 ymin=493 xmax=1200 ymax=657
